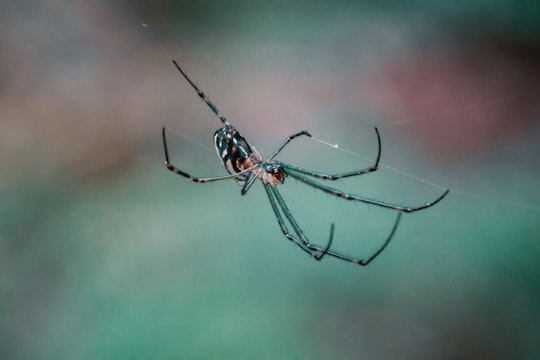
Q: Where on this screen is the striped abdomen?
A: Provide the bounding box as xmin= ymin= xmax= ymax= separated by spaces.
xmin=213 ymin=125 xmax=258 ymax=185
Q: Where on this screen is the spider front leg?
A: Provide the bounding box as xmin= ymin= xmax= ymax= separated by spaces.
xmin=162 ymin=127 xmax=251 ymax=183
xmin=282 ymin=127 xmax=382 ymax=180
xmin=172 ymin=60 xmax=231 ymax=126
xmin=287 ymin=170 xmax=450 ymax=213
xmin=268 ymin=130 xmax=312 ymax=160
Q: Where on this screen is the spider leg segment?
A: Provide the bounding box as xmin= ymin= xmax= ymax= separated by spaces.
xmin=308 ymin=212 xmax=402 ymax=266
xmin=263 ymin=183 xmax=333 ymax=261
xmin=264 ymin=182 xmax=402 ymax=265
xmin=172 ymin=59 xmax=231 ymax=127
xmin=282 ymin=127 xmax=381 ymax=180
xmin=162 ymin=127 xmax=254 ymax=183
xmin=285 ymin=169 xmax=450 ymax=213
xmin=240 ymin=169 xmax=260 ymax=196
xmin=268 ymin=130 xmax=313 ymax=160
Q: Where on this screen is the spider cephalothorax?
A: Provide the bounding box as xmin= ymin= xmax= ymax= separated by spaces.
xmin=260 ymin=161 xmax=287 ymax=185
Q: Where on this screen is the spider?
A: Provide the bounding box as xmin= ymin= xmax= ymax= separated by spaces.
xmin=162 ymin=59 xmax=450 ymax=266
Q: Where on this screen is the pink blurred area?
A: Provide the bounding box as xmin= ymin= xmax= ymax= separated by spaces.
xmin=3 ymin=0 xmax=538 ymax=184
xmin=0 ymin=1 xmax=179 ymax=183
xmin=370 ymin=37 xmax=540 ymax=163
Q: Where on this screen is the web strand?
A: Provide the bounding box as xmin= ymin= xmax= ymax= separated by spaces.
xmin=310 ymin=135 xmax=448 ymax=191
xmin=377 ymin=94 xmax=536 ymax=129
xmin=126 ymin=4 xmax=538 ymax=212
xmin=310 ymin=134 xmax=539 ymax=211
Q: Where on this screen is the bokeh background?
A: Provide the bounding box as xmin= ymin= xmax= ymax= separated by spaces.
xmin=1 ymin=0 xmax=539 ymax=358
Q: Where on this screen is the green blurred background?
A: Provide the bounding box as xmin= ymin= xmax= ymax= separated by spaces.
xmin=1 ymin=0 xmax=539 ymax=358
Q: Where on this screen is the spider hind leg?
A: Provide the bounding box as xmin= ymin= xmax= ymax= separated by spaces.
xmin=263 ymin=183 xmax=334 ymax=261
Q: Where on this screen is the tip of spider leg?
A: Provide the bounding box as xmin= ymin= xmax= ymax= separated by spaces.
xmin=431 ymin=189 xmax=450 ymax=206
xmin=311 ymin=223 xmax=335 ymax=261
xmin=161 ymin=128 xmax=171 ymax=163
xmin=321 ymin=223 xmax=335 ymax=259
xmin=162 ymin=127 xmax=170 ymax=144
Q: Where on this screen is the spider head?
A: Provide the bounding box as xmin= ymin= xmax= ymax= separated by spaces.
xmin=261 ymin=161 xmax=287 ymax=185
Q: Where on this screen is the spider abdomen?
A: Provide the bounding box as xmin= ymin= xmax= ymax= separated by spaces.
xmin=214 ymin=125 xmax=264 ymax=186
xmin=214 ymin=125 xmax=256 ymax=175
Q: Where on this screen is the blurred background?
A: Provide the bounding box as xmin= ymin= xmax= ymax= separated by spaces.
xmin=1 ymin=0 xmax=539 ymax=358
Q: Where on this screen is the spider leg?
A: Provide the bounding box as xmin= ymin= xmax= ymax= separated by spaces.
xmin=171 ymin=59 xmax=231 ymax=127
xmin=281 ymin=127 xmax=381 ymax=180
xmin=268 ymin=130 xmax=312 ymax=160
xmin=263 ymin=183 xmax=333 ymax=261
xmin=270 ymin=185 xmax=334 ymax=260
xmin=286 ymin=169 xmax=450 ymax=213
xmin=163 ymin=127 xmax=252 ymax=183
xmin=308 ymin=212 xmax=402 ymax=266
xmin=241 ymin=169 xmax=261 ymax=195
